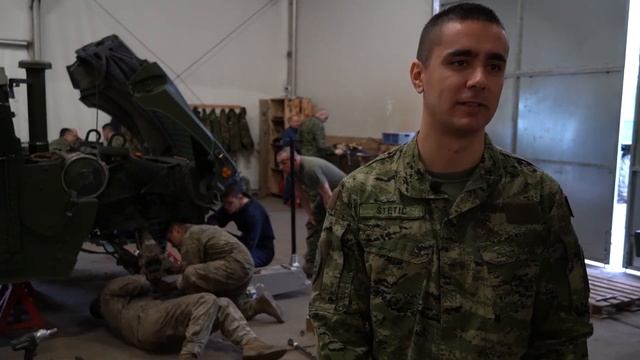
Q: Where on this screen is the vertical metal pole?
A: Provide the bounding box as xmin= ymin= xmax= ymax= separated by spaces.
xmin=289 ymin=145 xmax=299 ymax=267
xmin=510 ymin=0 xmax=525 ymax=153
xmin=286 ymin=0 xmax=298 ymax=97
xmin=18 ymin=60 xmax=51 ymax=154
xmin=31 ymin=0 xmax=41 ymax=60
xmin=624 ymin=55 xmax=640 ymax=267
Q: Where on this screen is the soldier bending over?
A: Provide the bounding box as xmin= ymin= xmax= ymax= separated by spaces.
xmin=167 ymin=223 xmax=285 ymax=323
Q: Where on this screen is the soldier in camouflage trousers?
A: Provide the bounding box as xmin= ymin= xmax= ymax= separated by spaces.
xmin=309 ymin=3 xmax=592 ymax=359
xmin=167 ymin=223 xmax=285 ymax=324
xmin=96 ymin=275 xmax=286 ymax=360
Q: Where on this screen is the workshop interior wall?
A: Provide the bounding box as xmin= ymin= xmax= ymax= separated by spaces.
xmin=3 ymin=0 xmax=289 ymax=188
xmin=295 ymin=0 xmax=433 ymax=138
xmin=1 ymin=0 xmax=435 ymax=186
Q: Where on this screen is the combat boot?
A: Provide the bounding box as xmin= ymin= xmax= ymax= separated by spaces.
xmin=254 ymin=292 xmax=285 ymax=323
xmin=242 ymin=337 xmax=287 ymax=360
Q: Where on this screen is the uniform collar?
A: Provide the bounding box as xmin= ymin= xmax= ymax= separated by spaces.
xmin=396 ymin=134 xmax=504 ymax=201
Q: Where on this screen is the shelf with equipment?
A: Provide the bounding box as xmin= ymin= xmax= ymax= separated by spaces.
xmin=258 ymin=97 xmax=313 ymax=197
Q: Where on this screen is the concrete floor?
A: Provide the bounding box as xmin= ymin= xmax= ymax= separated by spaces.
xmin=1 ymin=197 xmax=640 ymax=359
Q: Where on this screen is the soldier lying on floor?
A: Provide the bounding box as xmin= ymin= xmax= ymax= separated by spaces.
xmin=91 ymin=275 xmax=287 ymax=360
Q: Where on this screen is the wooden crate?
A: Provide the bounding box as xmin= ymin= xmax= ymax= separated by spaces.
xmin=588 ymin=269 xmax=640 ymax=318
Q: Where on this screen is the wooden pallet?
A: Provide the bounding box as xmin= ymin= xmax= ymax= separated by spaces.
xmin=588 ymin=271 xmax=640 ymax=318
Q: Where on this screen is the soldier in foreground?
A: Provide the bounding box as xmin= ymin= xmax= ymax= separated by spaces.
xmin=276 ymin=148 xmax=345 ymax=278
xmin=309 ymin=3 xmax=592 ymax=359
xmin=167 ymin=223 xmax=285 ymax=323
xmin=94 ymin=275 xmax=287 ymax=360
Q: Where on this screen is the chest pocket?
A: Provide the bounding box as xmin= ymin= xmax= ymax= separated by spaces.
xmin=476 ymin=224 xmax=544 ymax=316
xmin=479 ymin=224 xmax=545 ymax=265
xmin=357 ymin=203 xmax=432 ymax=264
xmin=359 ymin=219 xmax=434 ymax=264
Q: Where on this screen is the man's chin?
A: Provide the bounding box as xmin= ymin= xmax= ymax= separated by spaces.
xmin=447 ymin=119 xmax=489 ymax=137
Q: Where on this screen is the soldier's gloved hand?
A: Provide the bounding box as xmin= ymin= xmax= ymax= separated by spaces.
xmin=149 ymin=278 xmax=178 ymax=294
xmin=167 ymin=257 xmax=184 ymax=274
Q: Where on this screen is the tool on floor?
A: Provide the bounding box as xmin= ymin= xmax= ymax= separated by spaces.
xmin=11 ymin=328 xmax=57 ymax=360
xmin=287 ymin=338 xmax=317 ymax=360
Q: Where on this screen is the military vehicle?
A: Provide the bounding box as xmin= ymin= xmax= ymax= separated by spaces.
xmin=0 ymin=35 xmax=236 ymax=283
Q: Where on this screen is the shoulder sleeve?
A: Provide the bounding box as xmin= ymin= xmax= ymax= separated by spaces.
xmin=524 ymin=179 xmax=593 ymax=359
xmin=313 ymin=166 xmax=329 ymax=190
xmin=239 ymin=204 xmax=262 ymax=250
xmin=309 ymin=181 xmax=372 ymax=359
xmin=179 ymin=236 xmax=202 ymax=267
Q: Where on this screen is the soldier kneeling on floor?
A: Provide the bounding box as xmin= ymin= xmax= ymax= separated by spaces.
xmin=91 ymin=275 xmax=287 ymax=360
xmin=167 ymin=222 xmax=285 ymax=323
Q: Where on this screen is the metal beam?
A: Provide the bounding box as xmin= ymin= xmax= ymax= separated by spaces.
xmin=528 ymin=157 xmax=614 ymax=172
xmin=506 ymin=65 xmax=623 ymax=79
xmin=0 ymin=39 xmax=30 ymax=48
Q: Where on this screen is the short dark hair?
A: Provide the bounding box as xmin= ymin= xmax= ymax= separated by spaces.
xmin=59 ymin=127 xmax=71 ymax=137
xmin=416 ymin=3 xmax=505 ymax=64
xmin=276 ymin=146 xmax=299 ymax=160
xmin=223 ymin=176 xmax=249 ymax=199
xmin=102 ymin=122 xmax=113 ymax=131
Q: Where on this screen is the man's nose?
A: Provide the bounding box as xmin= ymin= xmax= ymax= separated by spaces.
xmin=467 ymin=66 xmax=488 ymax=90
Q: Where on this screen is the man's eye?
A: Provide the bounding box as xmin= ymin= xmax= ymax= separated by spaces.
xmin=451 ymin=60 xmax=467 ymax=67
xmin=488 ymin=63 xmax=504 ymax=72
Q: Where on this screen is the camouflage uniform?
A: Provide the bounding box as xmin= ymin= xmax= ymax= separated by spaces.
xmin=299 ymin=116 xmax=334 ymax=158
xmin=309 ymin=136 xmax=593 ymax=359
xmin=100 ymin=275 xmax=255 ymax=358
xmin=49 ymin=137 xmax=72 ymax=152
xmin=177 ymin=225 xmax=254 ymax=300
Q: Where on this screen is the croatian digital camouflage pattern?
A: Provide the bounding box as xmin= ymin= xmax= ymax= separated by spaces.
xmin=309 ymin=136 xmax=592 ymax=359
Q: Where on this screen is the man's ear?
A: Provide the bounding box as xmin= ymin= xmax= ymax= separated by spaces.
xmin=410 ymin=60 xmax=425 ymax=94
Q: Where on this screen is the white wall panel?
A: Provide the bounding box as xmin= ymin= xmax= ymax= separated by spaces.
xmin=296 ymin=0 xmax=432 ymax=138
xmin=36 ymin=0 xmax=288 ymax=188
xmin=0 ymin=0 xmax=31 ymax=41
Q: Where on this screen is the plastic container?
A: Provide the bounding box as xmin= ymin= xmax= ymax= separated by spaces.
xmin=382 ymin=132 xmax=415 ymax=145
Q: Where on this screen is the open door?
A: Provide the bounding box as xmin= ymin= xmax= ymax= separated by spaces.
xmin=624 ymin=62 xmax=640 ymax=270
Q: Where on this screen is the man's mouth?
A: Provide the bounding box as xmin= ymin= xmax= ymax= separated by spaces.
xmin=457 ymin=101 xmax=485 ymax=108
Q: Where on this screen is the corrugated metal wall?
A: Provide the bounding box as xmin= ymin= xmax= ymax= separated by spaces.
xmin=442 ymin=0 xmax=629 ymax=263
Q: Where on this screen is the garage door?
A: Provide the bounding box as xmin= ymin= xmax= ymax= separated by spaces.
xmin=441 ymin=0 xmax=629 ymax=263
